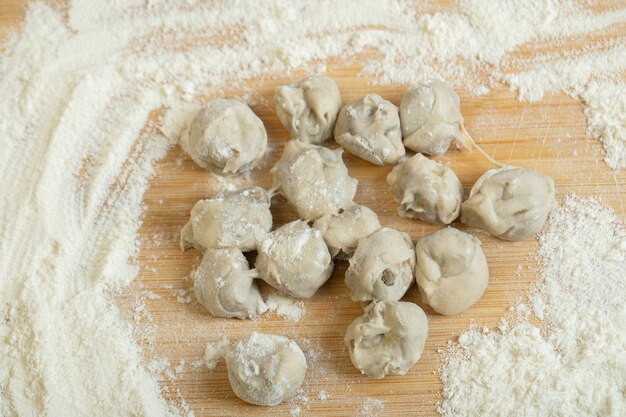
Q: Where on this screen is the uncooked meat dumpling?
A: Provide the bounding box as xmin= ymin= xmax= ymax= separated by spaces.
xmin=313 ymin=204 xmax=382 ymax=259
xmin=271 ymin=140 xmax=357 ymax=220
xmin=181 ymin=187 xmax=272 ymax=252
xmin=414 ymin=228 xmax=489 ymax=316
xmin=400 ymin=79 xmax=464 ymax=156
xmin=194 ymin=248 xmax=266 ymax=319
xmin=460 ymin=166 xmax=556 ymax=241
xmin=275 ymin=75 xmax=342 ymax=144
xmin=181 ymin=98 xmax=267 ymax=174
xmin=334 ymin=94 xmax=405 ymax=165
xmin=226 ymin=333 xmax=307 ymax=406
xmin=256 ymin=220 xmax=333 ymax=298
xmin=344 ymin=301 xmax=428 ymax=379
xmin=387 ymin=153 xmax=463 ymax=225
xmin=345 ymin=228 xmax=416 ymax=302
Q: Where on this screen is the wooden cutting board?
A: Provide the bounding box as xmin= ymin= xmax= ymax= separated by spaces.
xmin=2 ymin=2 xmax=624 ymax=416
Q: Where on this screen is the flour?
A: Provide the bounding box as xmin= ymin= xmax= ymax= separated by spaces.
xmin=265 ymin=292 xmax=306 ymax=322
xmin=203 ymin=336 xmax=230 ymax=371
xmin=439 ymin=196 xmax=626 ymax=417
xmin=0 ymin=0 xmax=624 ymax=416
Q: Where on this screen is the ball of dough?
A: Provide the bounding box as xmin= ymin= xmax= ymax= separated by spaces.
xmin=344 ymin=301 xmax=428 ymax=379
xmin=181 ymin=98 xmax=267 ymax=174
xmin=226 ymin=332 xmax=307 ymax=406
xmin=275 ymin=75 xmax=341 ymax=144
xmin=271 ymin=139 xmax=357 ymax=220
xmin=256 ymin=220 xmax=334 ymax=298
xmin=194 ymin=248 xmax=266 ymax=319
xmin=400 ymin=79 xmax=463 ymax=156
xmin=460 ymin=166 xmax=556 ymax=241
xmin=415 ymin=228 xmax=489 ymax=316
xmin=313 ymin=204 xmax=382 ymax=259
xmin=387 ymin=153 xmax=463 ymax=225
xmin=334 ymin=94 xmax=405 ymax=165
xmin=345 ymin=228 xmax=416 ymax=302
xmin=180 ymin=187 xmax=272 ymax=252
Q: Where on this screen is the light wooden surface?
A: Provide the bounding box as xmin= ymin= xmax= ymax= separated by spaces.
xmin=2 ymin=2 xmax=625 ymax=416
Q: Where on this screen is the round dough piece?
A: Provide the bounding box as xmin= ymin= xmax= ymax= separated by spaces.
xmin=194 ymin=248 xmax=266 ymax=319
xmin=414 ymin=228 xmax=489 ymax=316
xmin=344 ymin=301 xmax=428 ymax=379
xmin=271 ymin=140 xmax=357 ymax=220
xmin=180 ymin=187 xmax=272 ymax=252
xmin=313 ymin=204 xmax=382 ymax=259
xmin=181 ymin=98 xmax=267 ymax=174
xmin=345 ymin=228 xmax=416 ymax=302
xmin=460 ymin=166 xmax=556 ymax=241
xmin=256 ymin=220 xmax=334 ymax=298
xmin=334 ymin=94 xmax=405 ymax=165
xmin=400 ymin=79 xmax=463 ymax=156
xmin=275 ymin=75 xmax=341 ymax=144
xmin=387 ymin=153 xmax=463 ymax=225
xmin=226 ymin=332 xmax=307 ymax=406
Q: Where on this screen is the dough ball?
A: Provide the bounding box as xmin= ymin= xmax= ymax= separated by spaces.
xmin=275 ymin=75 xmax=341 ymax=144
xmin=181 ymin=98 xmax=267 ymax=174
xmin=400 ymin=79 xmax=463 ymax=156
xmin=334 ymin=94 xmax=405 ymax=165
xmin=256 ymin=220 xmax=334 ymax=298
xmin=271 ymin=140 xmax=357 ymax=220
xmin=387 ymin=153 xmax=463 ymax=225
xmin=461 ymin=166 xmax=556 ymax=241
xmin=181 ymin=186 xmax=272 ymax=252
xmin=313 ymin=204 xmax=382 ymax=259
xmin=344 ymin=301 xmax=428 ymax=379
xmin=194 ymin=248 xmax=266 ymax=319
xmin=226 ymin=332 xmax=307 ymax=406
xmin=415 ymin=228 xmax=489 ymax=316
xmin=345 ymin=228 xmax=416 ymax=302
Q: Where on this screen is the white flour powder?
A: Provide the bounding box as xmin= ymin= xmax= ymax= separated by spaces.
xmin=439 ymin=196 xmax=626 ymax=417
xmin=0 ymin=1 xmax=624 ymax=416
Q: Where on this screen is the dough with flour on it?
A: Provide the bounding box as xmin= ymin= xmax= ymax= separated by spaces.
xmin=400 ymin=79 xmax=464 ymax=156
xmin=387 ymin=153 xmax=463 ymax=225
xmin=461 ymin=166 xmax=556 ymax=241
xmin=345 ymin=228 xmax=416 ymax=303
xmin=344 ymin=301 xmax=428 ymax=379
xmin=271 ymin=139 xmax=357 ymax=220
xmin=256 ymin=220 xmax=334 ymax=298
xmin=226 ymin=332 xmax=307 ymax=406
xmin=334 ymin=93 xmax=405 ymax=165
xmin=414 ymin=228 xmax=489 ymax=316
xmin=194 ymin=248 xmax=266 ymax=319
xmin=313 ymin=204 xmax=382 ymax=259
xmin=180 ymin=186 xmax=272 ymax=252
xmin=275 ymin=75 xmax=341 ymax=144
xmin=181 ymin=98 xmax=267 ymax=174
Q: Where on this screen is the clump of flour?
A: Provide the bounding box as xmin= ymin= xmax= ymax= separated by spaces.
xmin=203 ymin=336 xmax=230 ymax=371
xmin=265 ymin=292 xmax=306 ymax=322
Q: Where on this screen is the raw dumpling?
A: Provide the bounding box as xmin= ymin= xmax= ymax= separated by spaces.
xmin=400 ymin=79 xmax=463 ymax=156
xmin=344 ymin=301 xmax=428 ymax=379
xmin=313 ymin=204 xmax=382 ymax=259
xmin=180 ymin=187 xmax=272 ymax=252
xmin=461 ymin=166 xmax=556 ymax=241
xmin=387 ymin=153 xmax=463 ymax=225
xmin=271 ymin=140 xmax=357 ymax=220
xmin=226 ymin=333 xmax=307 ymax=406
xmin=334 ymin=94 xmax=405 ymax=165
xmin=275 ymin=75 xmax=341 ymax=144
xmin=181 ymin=98 xmax=267 ymax=174
xmin=345 ymin=228 xmax=416 ymax=302
xmin=414 ymin=228 xmax=489 ymax=316
xmin=256 ymin=220 xmax=334 ymax=298
xmin=194 ymin=248 xmax=266 ymax=319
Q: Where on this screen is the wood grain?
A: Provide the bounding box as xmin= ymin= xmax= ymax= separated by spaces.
xmin=2 ymin=1 xmax=625 ymax=416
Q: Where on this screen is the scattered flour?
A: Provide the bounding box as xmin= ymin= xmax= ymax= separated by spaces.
xmin=203 ymin=336 xmax=230 ymax=371
xmin=357 ymin=397 xmax=385 ymax=417
xmin=265 ymin=292 xmax=306 ymax=322
xmin=439 ymin=195 xmax=626 ymax=417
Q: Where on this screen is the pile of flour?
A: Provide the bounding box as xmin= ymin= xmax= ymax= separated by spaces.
xmin=0 ymin=1 xmax=623 ymax=416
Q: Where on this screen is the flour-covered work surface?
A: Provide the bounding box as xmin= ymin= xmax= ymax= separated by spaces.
xmin=0 ymin=1 xmax=624 ymax=416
